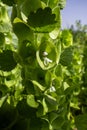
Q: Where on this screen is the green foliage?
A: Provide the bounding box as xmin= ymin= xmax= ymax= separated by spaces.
xmin=13 ymin=18 xmax=34 ymax=42
xmin=75 ymin=114 xmax=87 ymax=130
xmin=28 ymin=7 xmax=56 ymax=27
xmin=61 ymin=29 xmax=73 ymax=47
xmin=36 ymin=38 xmax=60 ymax=70
xmin=41 ymin=0 xmax=66 ymax=9
xmin=1 ymin=0 xmax=87 ymax=130
xmin=60 ymin=47 xmax=73 ymax=66
xmin=27 ymin=7 xmax=60 ymax=32
xmin=20 ymin=0 xmax=41 ymax=18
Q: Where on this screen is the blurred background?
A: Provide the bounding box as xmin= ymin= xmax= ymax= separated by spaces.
xmin=61 ymin=0 xmax=87 ymax=28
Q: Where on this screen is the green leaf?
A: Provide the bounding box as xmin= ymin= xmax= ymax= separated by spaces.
xmin=28 ymin=7 xmax=56 ymax=27
xmin=0 ymin=50 xmax=17 ymax=71
xmin=64 ymin=86 xmax=74 ymax=95
xmin=53 ymin=6 xmax=61 ymax=24
xmin=61 ymin=29 xmax=73 ymax=47
xmin=45 ymin=94 xmax=57 ymax=105
xmin=49 ymin=112 xmax=59 ymax=123
xmin=41 ymin=0 xmax=59 ymax=8
xmin=27 ymin=7 xmax=57 ymax=32
xmin=52 ymin=116 xmax=65 ymax=129
xmin=55 ymin=64 xmax=63 ymax=77
xmin=45 ymin=71 xmax=52 ymax=87
xmin=18 ymin=40 xmax=36 ymax=64
xmin=49 ymin=28 xmax=60 ymax=39
xmin=32 ymin=80 xmax=45 ymax=91
xmin=24 ymin=66 xmax=46 ymax=86
xmin=37 ymin=95 xmax=57 ymax=116
xmin=60 ymin=47 xmax=73 ymax=66
xmin=61 ymin=120 xmax=71 ymax=130
xmin=20 ymin=0 xmax=41 ymax=18
xmin=41 ymin=0 xmax=66 ymax=14
xmin=0 ymin=94 xmax=8 ymax=107
xmin=75 ymin=114 xmax=87 ymax=130
xmin=42 ymin=98 xmax=48 ymax=115
xmin=0 ymin=22 xmax=11 ymax=32
xmin=13 ymin=18 xmax=34 ymax=42
xmin=30 ymin=23 xmax=58 ymax=33
xmin=0 ymin=5 xmax=10 ymax=22
xmin=33 ymin=67 xmax=46 ymax=86
xmin=52 ymin=77 xmax=62 ymax=90
xmin=27 ymin=94 xmax=39 ymax=108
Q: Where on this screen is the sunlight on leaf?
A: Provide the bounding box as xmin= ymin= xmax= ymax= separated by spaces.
xmin=27 ymin=94 xmax=39 ymax=108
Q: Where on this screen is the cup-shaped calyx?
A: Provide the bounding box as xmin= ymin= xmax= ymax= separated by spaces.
xmin=36 ymin=38 xmax=61 ymax=70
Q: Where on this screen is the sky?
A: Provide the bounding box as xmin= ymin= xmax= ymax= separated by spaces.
xmin=61 ymin=0 xmax=87 ymax=28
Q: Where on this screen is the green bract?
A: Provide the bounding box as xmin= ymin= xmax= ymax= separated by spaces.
xmin=27 ymin=7 xmax=58 ymax=33
xmin=60 ymin=46 xmax=73 ymax=66
xmin=61 ymin=29 xmax=73 ymax=47
xmin=27 ymin=7 xmax=56 ymax=27
xmin=20 ymin=0 xmax=41 ymax=18
xmin=41 ymin=0 xmax=66 ymax=9
xmin=36 ymin=38 xmax=60 ymax=70
xmin=13 ymin=18 xmax=34 ymax=42
xmin=1 ymin=0 xmax=86 ymax=130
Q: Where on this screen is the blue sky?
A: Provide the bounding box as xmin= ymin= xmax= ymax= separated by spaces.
xmin=61 ymin=0 xmax=87 ymax=28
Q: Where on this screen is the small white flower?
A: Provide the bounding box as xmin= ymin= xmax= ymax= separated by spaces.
xmin=43 ymin=57 xmax=52 ymax=66
xmin=42 ymin=52 xmax=48 ymax=57
xmin=50 ymin=86 xmax=56 ymax=92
